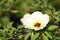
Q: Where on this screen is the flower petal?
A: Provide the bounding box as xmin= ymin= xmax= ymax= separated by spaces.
xmin=31 ymin=11 xmax=43 ymax=19
xmin=33 ymin=27 xmax=41 ymax=31
xmin=20 ymin=13 xmax=35 ymax=28
xmin=39 ymin=14 xmax=49 ymax=29
xmin=23 ymin=13 xmax=31 ymax=18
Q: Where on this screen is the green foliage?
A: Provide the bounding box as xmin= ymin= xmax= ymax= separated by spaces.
xmin=0 ymin=0 xmax=60 ymax=40
xmin=17 ymin=25 xmax=24 ymax=29
xmin=24 ymin=33 xmax=31 ymax=40
xmin=42 ymin=33 xmax=48 ymax=40
xmin=47 ymin=25 xmax=58 ymax=31
xmin=32 ymin=33 xmax=40 ymax=40
xmin=45 ymin=31 xmax=52 ymax=39
xmin=1 ymin=16 xmax=10 ymax=26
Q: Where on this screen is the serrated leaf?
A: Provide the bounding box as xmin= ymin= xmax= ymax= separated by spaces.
xmin=47 ymin=25 xmax=58 ymax=31
xmin=45 ymin=31 xmax=52 ymax=39
xmin=32 ymin=33 xmax=40 ymax=40
xmin=42 ymin=33 xmax=48 ymax=40
xmin=24 ymin=33 xmax=31 ymax=40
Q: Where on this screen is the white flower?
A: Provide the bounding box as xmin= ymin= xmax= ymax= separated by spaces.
xmin=20 ymin=11 xmax=49 ymax=31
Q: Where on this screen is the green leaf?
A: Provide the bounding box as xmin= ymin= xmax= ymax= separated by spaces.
xmin=8 ymin=0 xmax=14 ymax=4
xmin=18 ymin=35 xmax=23 ymax=39
xmin=55 ymin=15 xmax=60 ymax=22
xmin=7 ymin=22 xmax=13 ymax=28
xmin=47 ymin=25 xmax=58 ymax=31
xmin=1 ymin=16 xmax=10 ymax=26
xmin=45 ymin=31 xmax=52 ymax=39
xmin=17 ymin=25 xmax=24 ymax=29
xmin=24 ymin=33 xmax=31 ymax=40
xmin=0 ymin=37 xmax=7 ymax=40
xmin=0 ymin=23 xmax=1 ymax=27
xmin=42 ymin=33 xmax=48 ymax=40
xmin=32 ymin=33 xmax=40 ymax=40
xmin=54 ymin=11 xmax=60 ymax=15
xmin=57 ymin=37 xmax=60 ymax=40
xmin=0 ymin=8 xmax=2 ymax=15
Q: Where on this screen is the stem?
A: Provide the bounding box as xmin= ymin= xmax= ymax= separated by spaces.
xmin=31 ymin=32 xmax=34 ymax=40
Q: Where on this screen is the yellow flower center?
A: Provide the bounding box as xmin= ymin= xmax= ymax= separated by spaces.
xmin=31 ymin=19 xmax=43 ymax=28
xmin=34 ymin=23 xmax=41 ymax=27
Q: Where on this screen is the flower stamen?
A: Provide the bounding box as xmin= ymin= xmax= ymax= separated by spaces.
xmin=34 ymin=23 xmax=41 ymax=27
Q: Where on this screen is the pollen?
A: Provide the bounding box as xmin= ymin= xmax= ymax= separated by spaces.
xmin=34 ymin=23 xmax=41 ymax=27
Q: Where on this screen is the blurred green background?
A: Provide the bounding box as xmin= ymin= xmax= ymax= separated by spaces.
xmin=0 ymin=0 xmax=60 ymax=40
